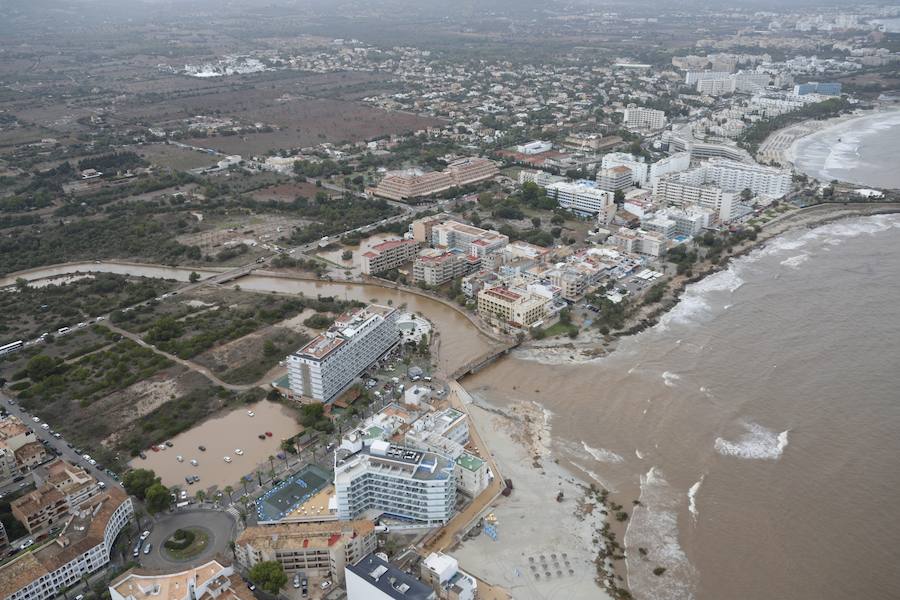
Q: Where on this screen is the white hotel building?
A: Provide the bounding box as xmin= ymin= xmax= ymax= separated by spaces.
xmin=676 ymin=158 xmax=792 ymax=199
xmin=288 ymin=305 xmax=399 ymax=403
xmin=622 ymin=107 xmax=667 ymax=130
xmin=334 ymin=440 xmax=457 ymax=526
xmin=546 ymin=180 xmax=615 ymax=217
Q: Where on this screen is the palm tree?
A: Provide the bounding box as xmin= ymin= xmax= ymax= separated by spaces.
xmin=229 ymin=541 xmax=237 ymax=559
xmin=224 ymin=485 xmax=234 ymax=503
xmin=268 ymin=454 xmax=276 ymax=474
xmin=196 ymin=490 xmax=206 ymax=505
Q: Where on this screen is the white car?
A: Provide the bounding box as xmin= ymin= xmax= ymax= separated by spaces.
xmin=223 ymin=456 xmax=232 ymax=463
xmin=246 ymin=411 xmax=255 ymax=417
xmin=19 ymin=539 xmax=34 ymax=550
xmin=89 ymin=459 xmax=97 ymax=465
xmin=32 ymin=416 xmax=40 ymax=423
xmin=140 ymin=530 xmax=150 ymax=540
xmin=234 ymin=448 xmax=243 ymax=456
xmin=320 ymin=581 xmax=331 ymax=590
xmin=41 ymin=423 xmax=49 ymax=430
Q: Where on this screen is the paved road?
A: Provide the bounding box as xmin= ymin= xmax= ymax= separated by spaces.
xmin=140 ymin=509 xmax=237 ymax=570
xmin=0 ymin=390 xmax=118 ymax=490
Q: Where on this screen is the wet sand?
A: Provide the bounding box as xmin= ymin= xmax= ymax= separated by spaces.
xmin=452 ymin=397 xmax=613 ymax=600
xmin=131 ymin=400 xmax=301 ymax=489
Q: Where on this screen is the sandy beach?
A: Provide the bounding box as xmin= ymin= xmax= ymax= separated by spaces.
xmin=450 ymin=394 xmax=617 ymax=600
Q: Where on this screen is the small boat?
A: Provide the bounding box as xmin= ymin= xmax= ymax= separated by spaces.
xmin=190 ymin=459 xmax=198 ymax=467
xmin=247 ymin=411 xmax=255 ymax=417
xmin=176 ymin=455 xmax=184 ymax=462
xmin=223 ymin=456 xmax=232 ymax=463
xmin=265 ymin=431 xmax=273 ymax=437
xmin=234 ymin=448 xmax=244 ymax=456
xmin=198 ymin=445 xmax=206 ymax=452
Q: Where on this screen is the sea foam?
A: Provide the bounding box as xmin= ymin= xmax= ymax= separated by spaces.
xmin=714 ymin=421 xmax=789 ymax=460
xmin=581 ymin=441 xmax=625 ymax=464
xmin=687 ymin=476 xmax=704 ymax=522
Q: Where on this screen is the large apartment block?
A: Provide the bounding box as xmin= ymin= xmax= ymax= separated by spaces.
xmin=334 ymin=440 xmax=457 ymax=526
xmin=413 ymin=249 xmax=481 ymax=287
xmin=655 ymin=178 xmax=739 ymax=223
xmin=360 ymin=239 xmax=421 ymax=275
xmin=1 ymin=490 xmax=133 ymax=600
xmin=676 ymin=158 xmax=791 ymax=199
xmin=234 ymin=520 xmax=376 ymax=584
xmin=372 ymin=158 xmax=497 ymax=202
xmin=477 ymin=285 xmax=549 ymax=328
xmin=546 ymin=181 xmax=615 ymax=216
xmin=430 ymin=220 xmax=508 ymax=257
xmin=110 ymin=560 xmax=254 ymax=600
xmin=287 ymin=305 xmax=399 ymax=403
xmin=622 ymin=107 xmax=666 ymax=130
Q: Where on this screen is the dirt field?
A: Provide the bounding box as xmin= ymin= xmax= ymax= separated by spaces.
xmin=249 ymin=181 xmax=329 ymax=202
xmin=176 ymin=213 xmax=311 ymax=252
xmin=133 ymin=143 xmax=220 ymax=171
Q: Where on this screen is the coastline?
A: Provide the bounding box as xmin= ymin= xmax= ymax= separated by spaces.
xmin=515 ymin=201 xmax=900 ymax=365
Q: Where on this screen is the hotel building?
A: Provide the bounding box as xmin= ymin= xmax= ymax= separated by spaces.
xmin=334 ymin=440 xmax=457 ymax=526
xmin=412 ymin=249 xmax=481 ymax=287
xmin=546 ymin=181 xmax=615 ymax=216
xmin=287 ymin=305 xmax=399 ymax=403
xmin=346 ymin=553 xmax=436 ymax=600
xmin=622 ymin=107 xmax=667 ymax=130
xmin=372 ymin=158 xmax=497 ymax=202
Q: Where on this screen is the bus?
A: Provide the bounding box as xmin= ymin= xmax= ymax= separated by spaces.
xmin=0 ymin=340 xmax=23 ymax=356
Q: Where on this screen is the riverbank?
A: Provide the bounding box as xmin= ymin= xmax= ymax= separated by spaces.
xmin=516 ymin=201 xmax=900 ymax=365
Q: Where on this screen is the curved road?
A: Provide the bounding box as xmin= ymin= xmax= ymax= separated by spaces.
xmin=141 ymin=509 xmax=238 ymax=570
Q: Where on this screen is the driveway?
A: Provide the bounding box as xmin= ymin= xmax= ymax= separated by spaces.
xmin=141 ymin=509 xmax=238 ymax=569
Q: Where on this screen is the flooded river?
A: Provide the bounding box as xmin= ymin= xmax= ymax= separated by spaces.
xmin=131 ymin=400 xmax=300 ymax=490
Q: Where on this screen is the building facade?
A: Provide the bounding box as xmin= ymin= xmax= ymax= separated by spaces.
xmin=287 ymin=305 xmax=399 ymax=403
xmin=477 ymin=286 xmax=549 ymax=328
xmin=234 ymin=520 xmax=376 ymax=584
xmin=360 ymin=239 xmax=421 ymax=275
xmin=334 ymin=441 xmax=457 ymax=526
xmin=622 ymin=107 xmax=666 ymax=130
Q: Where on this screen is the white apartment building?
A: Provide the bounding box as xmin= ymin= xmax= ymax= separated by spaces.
xmin=287 ymin=305 xmax=399 ymax=403
xmin=685 ymin=70 xmax=731 ymax=86
xmin=622 ymin=107 xmax=666 ymax=130
xmin=430 ymin=220 xmax=508 ymax=257
xmin=601 ymin=152 xmax=649 ymax=185
xmin=455 ymin=453 xmax=490 ymax=497
xmin=421 ymin=552 xmax=478 ymax=600
xmin=546 ymin=181 xmax=615 ymax=216
xmin=516 ymin=140 xmax=553 ymax=155
xmin=609 ymin=229 xmax=666 ymax=258
xmin=413 ymin=249 xmax=481 ymax=286
xmin=641 ymin=214 xmax=678 ymax=240
xmin=2 ymin=490 xmax=133 ymax=600
xmin=649 ymin=152 xmax=691 ymax=187
xmin=518 ymin=169 xmax=565 ymax=188
xmin=677 ymin=158 xmax=791 ymax=198
xmin=360 ymin=239 xmax=421 ymax=275
xmin=110 ymin=560 xmax=253 ymax=600
xmin=346 ymin=553 xmax=437 ymax=600
xmin=334 ymin=441 xmax=457 ymax=526
xmin=655 ymin=179 xmax=739 ymax=222
xmin=596 ymin=166 xmax=633 ymax=192
xmin=656 ymin=206 xmax=714 ymax=237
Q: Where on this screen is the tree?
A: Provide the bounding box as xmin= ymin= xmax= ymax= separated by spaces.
xmin=145 ymin=482 xmax=172 ymax=513
xmin=249 ymin=561 xmax=288 ymax=594
xmin=26 ymin=354 xmax=57 ymax=381
xmin=196 ymin=490 xmax=206 ymax=505
xmin=123 ymin=469 xmax=158 ymax=500
xmin=224 ymin=485 xmax=234 ymax=503
xmin=613 ymin=189 xmax=626 ymax=206
xmin=189 ymin=271 xmax=201 ymax=283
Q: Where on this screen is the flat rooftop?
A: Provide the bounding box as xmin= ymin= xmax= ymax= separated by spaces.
xmin=347 ymin=553 xmax=435 ymax=600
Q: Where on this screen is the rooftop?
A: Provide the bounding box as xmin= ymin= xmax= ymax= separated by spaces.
xmin=235 ymin=519 xmax=374 ymax=552
xmin=456 ymin=453 xmax=485 ymax=473
xmin=347 ymin=553 xmax=435 ymax=600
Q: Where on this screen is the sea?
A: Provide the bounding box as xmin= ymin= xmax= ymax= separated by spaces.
xmin=466 ymin=213 xmax=900 ymax=599
xmin=792 ymin=109 xmax=900 ymax=190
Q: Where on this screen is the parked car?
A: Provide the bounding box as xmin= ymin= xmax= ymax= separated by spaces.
xmin=143 ymin=543 xmax=152 ymax=555
xmin=293 ymin=575 xmax=301 ymax=589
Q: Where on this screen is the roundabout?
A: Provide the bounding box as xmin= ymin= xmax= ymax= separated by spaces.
xmin=142 ymin=510 xmax=237 ymax=570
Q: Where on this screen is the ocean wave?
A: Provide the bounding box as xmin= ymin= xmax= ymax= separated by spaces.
xmin=687 ymin=475 xmax=704 ymax=523
xmin=662 ymin=371 xmax=681 ymax=387
xmin=657 ymin=268 xmax=744 ymax=330
xmin=569 ymin=462 xmax=615 ymax=492
xmin=714 ymin=421 xmax=789 ymax=460
xmin=581 ymin=441 xmax=625 ymax=463
xmin=780 ymin=253 xmax=810 ymax=269
xmin=635 ymin=449 xmax=644 ymax=460
xmin=625 ymin=467 xmax=697 ymax=600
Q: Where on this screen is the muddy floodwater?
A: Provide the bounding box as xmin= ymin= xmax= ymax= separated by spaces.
xmin=131 ymin=400 xmax=301 ymax=489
